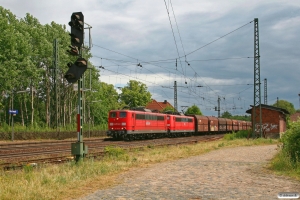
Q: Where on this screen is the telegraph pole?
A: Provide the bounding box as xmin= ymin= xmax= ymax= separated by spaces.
xmin=298 ymin=93 xmax=300 ymax=109
xmin=217 ymin=96 xmax=221 ymax=117
xmin=215 ymin=96 xmax=221 ymax=117
xmin=252 ymin=18 xmax=262 ymax=138
xmin=53 ymin=39 xmax=59 ymax=130
xmin=264 ymin=78 xmax=267 ymax=105
xmin=174 ymin=81 xmax=177 ymax=112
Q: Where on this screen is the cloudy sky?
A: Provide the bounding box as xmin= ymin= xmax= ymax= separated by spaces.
xmin=1 ymin=0 xmax=300 ymax=116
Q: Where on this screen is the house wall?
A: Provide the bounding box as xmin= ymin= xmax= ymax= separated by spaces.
xmin=251 ymin=108 xmax=286 ymax=138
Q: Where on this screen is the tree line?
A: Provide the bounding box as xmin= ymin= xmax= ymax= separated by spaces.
xmin=0 ymin=7 xmax=297 ymax=132
xmin=0 ymin=7 xmax=153 ymax=131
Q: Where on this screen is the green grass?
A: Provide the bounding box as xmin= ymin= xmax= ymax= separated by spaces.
xmin=0 ymin=122 xmax=108 ymax=133
xmin=1 ymin=137 xmax=298 ymax=200
xmin=269 ymin=147 xmax=300 ymax=180
xmin=223 ymin=130 xmax=249 ymax=140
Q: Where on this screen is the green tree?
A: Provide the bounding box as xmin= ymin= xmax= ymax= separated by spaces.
xmin=92 ymin=82 xmax=120 ymax=124
xmin=221 ymin=111 xmax=250 ymax=121
xmin=119 ymin=80 xmax=152 ymax=108
xmin=232 ymin=115 xmax=251 ymax=121
xmin=162 ymin=105 xmax=175 ymax=113
xmin=221 ymin=111 xmax=232 ymax=118
xmin=0 ymin=7 xmax=93 ymax=129
xmin=185 ymin=105 xmax=202 ymax=115
xmin=272 ymin=100 xmax=296 ymax=115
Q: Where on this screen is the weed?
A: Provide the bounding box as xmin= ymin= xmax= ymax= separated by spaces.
xmin=268 ymin=139 xmax=273 ymax=144
xmin=224 ymin=130 xmax=248 ymax=140
xmin=147 ymin=144 xmax=154 ymax=148
xmin=218 ymin=142 xmax=225 ymax=147
xmin=104 ymin=146 xmax=125 ymax=158
xmin=23 ymin=165 xmax=34 ymax=173
xmin=56 ymin=176 xmax=67 ymax=185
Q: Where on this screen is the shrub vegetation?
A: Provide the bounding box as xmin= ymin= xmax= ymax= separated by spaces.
xmin=224 ymin=130 xmax=249 ymax=140
xmin=269 ymin=120 xmax=300 ymax=179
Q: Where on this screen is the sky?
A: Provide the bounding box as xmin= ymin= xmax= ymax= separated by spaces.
xmin=1 ymin=0 xmax=300 ymax=116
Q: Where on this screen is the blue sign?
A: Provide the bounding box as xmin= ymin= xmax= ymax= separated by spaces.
xmin=9 ymin=110 xmax=18 ymax=114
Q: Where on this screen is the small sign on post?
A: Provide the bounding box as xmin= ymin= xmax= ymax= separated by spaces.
xmin=9 ymin=110 xmax=18 ymax=115
xmin=9 ymin=110 xmax=18 ymax=141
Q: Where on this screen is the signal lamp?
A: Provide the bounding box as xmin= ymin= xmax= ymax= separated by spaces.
xmin=64 ymin=58 xmax=88 ymax=83
xmin=67 ymin=45 xmax=79 ymax=56
xmin=69 ymin=12 xmax=84 ymax=48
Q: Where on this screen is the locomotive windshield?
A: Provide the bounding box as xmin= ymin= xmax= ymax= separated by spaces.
xmin=119 ymin=112 xmax=127 ymax=118
xmin=110 ymin=112 xmax=117 ymax=118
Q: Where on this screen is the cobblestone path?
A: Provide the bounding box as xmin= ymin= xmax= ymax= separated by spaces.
xmin=81 ymin=145 xmax=300 ymax=200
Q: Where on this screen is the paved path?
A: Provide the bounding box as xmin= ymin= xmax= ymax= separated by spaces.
xmin=81 ymin=145 xmax=300 ymax=200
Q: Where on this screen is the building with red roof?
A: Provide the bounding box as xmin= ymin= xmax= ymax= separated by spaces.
xmin=145 ymin=99 xmax=175 ymax=112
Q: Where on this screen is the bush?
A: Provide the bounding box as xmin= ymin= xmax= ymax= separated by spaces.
xmin=224 ymin=130 xmax=249 ymax=140
xmin=104 ymin=145 xmax=129 ymax=161
xmin=281 ymin=121 xmax=300 ymax=164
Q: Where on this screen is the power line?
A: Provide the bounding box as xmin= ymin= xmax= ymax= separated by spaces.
xmin=183 ymin=20 xmax=254 ymax=57
xmin=90 ymin=18 xmax=257 ymax=107
xmin=163 ymin=0 xmax=185 ymax=77
xmin=170 ymin=0 xmax=186 ymax=56
xmin=93 ymin=44 xmax=137 ymax=60
xmin=92 ymin=20 xmax=254 ymax=66
xmin=101 ymin=65 xmax=251 ymax=112
xmin=93 ymin=53 xmax=252 ymax=105
xmin=169 ymin=0 xmax=189 ymax=80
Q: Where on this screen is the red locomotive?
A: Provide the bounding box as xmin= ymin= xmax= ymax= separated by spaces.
xmin=166 ymin=114 xmax=195 ymax=137
xmin=107 ymin=108 xmax=167 ymax=140
xmin=107 ymin=108 xmax=251 ymax=140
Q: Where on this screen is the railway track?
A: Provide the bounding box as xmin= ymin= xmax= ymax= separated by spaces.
xmin=0 ymin=134 xmax=224 ymax=170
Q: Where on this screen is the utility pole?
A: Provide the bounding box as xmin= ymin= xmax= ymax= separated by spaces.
xmin=53 ymin=39 xmax=59 ymax=130
xmin=218 ymin=96 xmax=220 ymax=117
xmin=11 ymin=91 xmax=14 ymax=141
xmin=174 ymin=81 xmax=177 ymax=112
xmin=252 ymin=18 xmax=262 ymax=138
xmin=215 ymin=96 xmax=221 ymax=117
xmin=264 ymin=78 xmax=267 ymax=105
xmin=298 ymin=93 xmax=300 ymax=109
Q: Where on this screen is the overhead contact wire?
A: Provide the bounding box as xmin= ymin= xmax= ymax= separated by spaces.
xmin=163 ymin=0 xmax=185 ymax=77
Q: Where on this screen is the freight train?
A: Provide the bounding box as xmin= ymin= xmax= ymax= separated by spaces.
xmin=106 ymin=107 xmax=251 ymax=140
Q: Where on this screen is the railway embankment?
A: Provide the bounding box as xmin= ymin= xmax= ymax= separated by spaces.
xmin=0 ymin=138 xmax=299 ymax=200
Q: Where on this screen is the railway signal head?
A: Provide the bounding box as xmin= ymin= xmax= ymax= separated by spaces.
xmin=68 ymin=12 xmax=84 ymax=49
xmin=67 ymin=45 xmax=79 ymax=56
xmin=64 ymin=58 xmax=88 ymax=83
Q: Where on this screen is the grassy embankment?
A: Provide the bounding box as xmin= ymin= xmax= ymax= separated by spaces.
xmin=0 ymin=123 xmax=108 ymax=140
xmin=268 ymin=120 xmax=300 ymax=181
xmin=0 ymin=132 xmax=298 ymax=200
